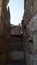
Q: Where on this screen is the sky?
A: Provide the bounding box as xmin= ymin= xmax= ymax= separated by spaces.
xmin=8 ymin=0 xmax=24 ymax=25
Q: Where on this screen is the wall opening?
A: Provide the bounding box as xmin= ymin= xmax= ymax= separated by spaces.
xmin=8 ymin=0 xmax=24 ymax=25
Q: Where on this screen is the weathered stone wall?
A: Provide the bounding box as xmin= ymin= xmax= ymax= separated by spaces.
xmin=23 ymin=0 xmax=37 ymax=65
xmin=23 ymin=0 xmax=34 ymax=27
xmin=11 ymin=26 xmax=22 ymax=35
xmin=0 ymin=0 xmax=10 ymax=65
xmin=27 ymin=13 xmax=37 ymax=54
xmin=1 ymin=0 xmax=10 ymax=39
xmin=0 ymin=0 xmax=4 ymax=37
xmin=23 ymin=0 xmax=34 ymax=53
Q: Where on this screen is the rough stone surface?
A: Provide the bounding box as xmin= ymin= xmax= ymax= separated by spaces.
xmin=0 ymin=0 xmax=10 ymax=39
xmin=34 ymin=0 xmax=37 ymax=13
xmin=11 ymin=26 xmax=22 ymax=35
xmin=27 ymin=13 xmax=37 ymax=53
xmin=0 ymin=0 xmax=10 ymax=65
xmin=22 ymin=0 xmax=37 ymax=65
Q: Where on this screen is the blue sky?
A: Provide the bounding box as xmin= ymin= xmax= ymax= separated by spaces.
xmin=8 ymin=0 xmax=24 ymax=25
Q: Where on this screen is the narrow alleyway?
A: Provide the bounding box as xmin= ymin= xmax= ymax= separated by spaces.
xmin=0 ymin=0 xmax=37 ymax=65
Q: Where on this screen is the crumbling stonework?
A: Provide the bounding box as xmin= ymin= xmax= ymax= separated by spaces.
xmin=11 ymin=26 xmax=22 ymax=35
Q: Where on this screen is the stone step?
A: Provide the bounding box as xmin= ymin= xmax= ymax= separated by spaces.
xmin=8 ymin=51 xmax=24 ymax=60
xmin=5 ymin=60 xmax=25 ymax=65
xmin=9 ymin=42 xmax=23 ymax=51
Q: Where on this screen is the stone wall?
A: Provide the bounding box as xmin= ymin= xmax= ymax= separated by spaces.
xmin=0 ymin=0 xmax=10 ymax=40
xmin=27 ymin=13 xmax=37 ymax=54
xmin=0 ymin=0 xmax=10 ymax=65
xmin=11 ymin=26 xmax=22 ymax=35
xmin=34 ymin=0 xmax=37 ymax=13
xmin=22 ymin=0 xmax=37 ymax=65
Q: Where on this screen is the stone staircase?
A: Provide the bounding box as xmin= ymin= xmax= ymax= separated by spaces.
xmin=8 ymin=41 xmax=24 ymax=61
xmin=5 ymin=35 xmax=25 ymax=65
